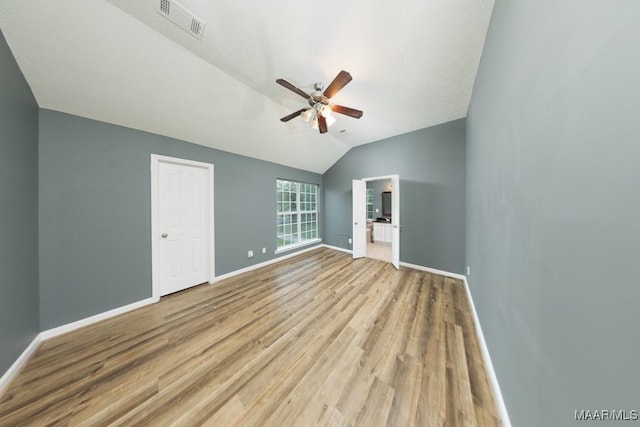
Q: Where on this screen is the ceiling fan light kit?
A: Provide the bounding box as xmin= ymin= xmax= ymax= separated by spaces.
xmin=276 ymin=70 xmax=363 ymax=134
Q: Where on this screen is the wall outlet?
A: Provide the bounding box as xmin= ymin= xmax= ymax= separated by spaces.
xmin=262 ymin=247 xmax=266 ymax=254
xmin=348 ymin=237 xmax=352 ymax=244
xmin=466 ymin=265 xmax=471 ymax=276
xmin=248 ymin=250 xmax=254 ymax=259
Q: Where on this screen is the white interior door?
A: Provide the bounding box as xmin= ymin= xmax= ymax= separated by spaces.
xmin=352 ymin=179 xmax=366 ymax=259
xmin=158 ymin=160 xmax=209 ymax=295
xmin=391 ymin=175 xmax=400 ymax=269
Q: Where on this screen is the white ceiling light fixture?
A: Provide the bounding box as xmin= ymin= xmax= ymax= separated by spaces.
xmin=323 ymin=108 xmax=336 ymax=127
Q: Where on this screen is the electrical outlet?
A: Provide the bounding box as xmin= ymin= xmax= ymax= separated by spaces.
xmin=466 ymin=265 xmax=471 ymax=276
xmin=348 ymin=237 xmax=352 ymax=244
xmin=248 ymin=250 xmax=254 ymax=259
xmin=262 ymin=247 xmax=266 ymax=254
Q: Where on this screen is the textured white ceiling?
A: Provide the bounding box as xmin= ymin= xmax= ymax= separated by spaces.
xmin=0 ymin=0 xmax=494 ymax=173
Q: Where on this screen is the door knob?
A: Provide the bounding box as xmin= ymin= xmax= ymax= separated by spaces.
xmin=161 ymin=233 xmax=168 ymax=238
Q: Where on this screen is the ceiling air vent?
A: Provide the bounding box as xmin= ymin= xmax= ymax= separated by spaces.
xmin=156 ymin=0 xmax=206 ymax=40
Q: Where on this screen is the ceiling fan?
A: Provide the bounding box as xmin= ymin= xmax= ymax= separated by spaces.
xmin=276 ymin=70 xmax=363 ymax=134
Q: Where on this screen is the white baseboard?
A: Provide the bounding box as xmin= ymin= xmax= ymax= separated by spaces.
xmin=0 ymin=296 xmax=159 ymax=397
xmin=0 ymin=334 xmax=43 ymax=396
xmin=321 ymin=244 xmax=353 ymax=254
xmin=396 ymin=259 xmax=511 ymax=426
xmin=214 ymin=243 xmax=324 ymax=282
xmin=1 ymin=248 xmax=509 ymax=427
xmin=1 ymin=246 xmax=328 ymax=396
xmin=399 ymin=261 xmax=466 ymax=281
xmin=39 ymin=297 xmax=159 ymax=341
xmin=463 ymin=277 xmax=511 ymax=426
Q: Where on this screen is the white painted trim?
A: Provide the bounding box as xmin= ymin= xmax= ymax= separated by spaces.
xmin=399 ymin=261 xmax=466 ymax=281
xmin=321 ymin=244 xmax=353 ymax=254
xmin=2 ymin=246 xmax=509 ymax=427
xmin=357 ymin=174 xmax=401 ymax=268
xmin=3 ymin=243 xmax=324 ymax=395
xmin=396 ymin=259 xmax=511 ymax=425
xmin=362 ymin=174 xmax=398 ymax=182
xmin=207 ymin=162 xmax=215 ymax=284
xmin=463 ymin=276 xmax=511 ymax=427
xmin=215 ymin=243 xmax=324 ymax=282
xmin=40 ymin=297 xmax=158 ymax=340
xmin=0 ymin=335 xmax=43 ymax=396
xmin=274 ymin=238 xmax=322 ymax=255
xmin=0 ymin=296 xmax=158 ymax=398
xmin=150 ymin=154 xmax=215 ymax=298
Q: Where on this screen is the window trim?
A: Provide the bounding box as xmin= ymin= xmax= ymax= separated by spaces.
xmin=276 ymin=179 xmax=320 ymax=252
xmin=274 ymin=237 xmax=322 ymax=254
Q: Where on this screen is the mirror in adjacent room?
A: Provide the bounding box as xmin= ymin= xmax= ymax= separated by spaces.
xmin=382 ymin=191 xmax=391 ymax=217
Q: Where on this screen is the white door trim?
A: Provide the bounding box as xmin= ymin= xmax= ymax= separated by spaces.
xmin=150 ymin=154 xmax=215 ymax=299
xmin=361 ymin=174 xmax=400 ymax=268
xmin=390 ymin=175 xmax=400 ymax=269
xmin=352 ymin=179 xmax=367 ymax=259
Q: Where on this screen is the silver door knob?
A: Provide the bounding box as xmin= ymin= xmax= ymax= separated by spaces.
xmin=161 ymin=233 xmax=168 ymax=238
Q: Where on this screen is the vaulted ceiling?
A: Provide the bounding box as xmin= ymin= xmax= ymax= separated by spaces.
xmin=0 ymin=0 xmax=494 ymax=173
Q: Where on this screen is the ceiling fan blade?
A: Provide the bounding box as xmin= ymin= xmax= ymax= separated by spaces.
xmin=280 ymin=108 xmax=308 ymax=122
xmin=331 ymin=104 xmax=363 ymax=119
xmin=323 ymin=70 xmax=353 ymax=99
xmin=317 ymin=114 xmax=328 ymax=134
xmin=276 ymin=79 xmax=311 ymax=101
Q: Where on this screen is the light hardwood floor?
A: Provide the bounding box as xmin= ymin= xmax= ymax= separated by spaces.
xmin=0 ymin=247 xmax=500 ymax=426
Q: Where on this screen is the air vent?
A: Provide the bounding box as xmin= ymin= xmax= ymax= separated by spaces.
xmin=156 ymin=0 xmax=206 ymax=40
xmin=160 ymin=0 xmax=170 ymax=15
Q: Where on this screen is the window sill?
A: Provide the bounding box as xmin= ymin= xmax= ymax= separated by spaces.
xmin=275 ymin=238 xmax=322 ymax=255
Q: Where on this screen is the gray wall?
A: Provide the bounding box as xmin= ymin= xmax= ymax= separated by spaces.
xmin=324 ymin=120 xmax=466 ymax=273
xmin=466 ymin=1 xmax=640 ymax=425
xmin=39 ymin=110 xmax=321 ymax=330
xmin=0 ymin=31 xmax=40 ymax=376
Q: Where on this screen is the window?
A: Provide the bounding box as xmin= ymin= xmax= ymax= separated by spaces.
xmin=366 ymin=188 xmax=374 ymax=220
xmin=277 ymin=179 xmax=319 ymax=250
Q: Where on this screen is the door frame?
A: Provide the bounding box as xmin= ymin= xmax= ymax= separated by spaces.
xmin=355 ymin=174 xmax=400 ymax=268
xmin=150 ymin=154 xmax=215 ymax=299
xmin=352 ymin=179 xmax=367 ymax=259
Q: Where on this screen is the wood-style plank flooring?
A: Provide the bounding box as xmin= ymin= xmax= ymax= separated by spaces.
xmin=0 ymin=248 xmax=500 ymax=426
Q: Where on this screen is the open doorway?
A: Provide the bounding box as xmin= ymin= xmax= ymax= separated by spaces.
xmin=365 ymin=179 xmax=392 ymax=262
xmin=352 ymin=174 xmax=400 ymax=268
